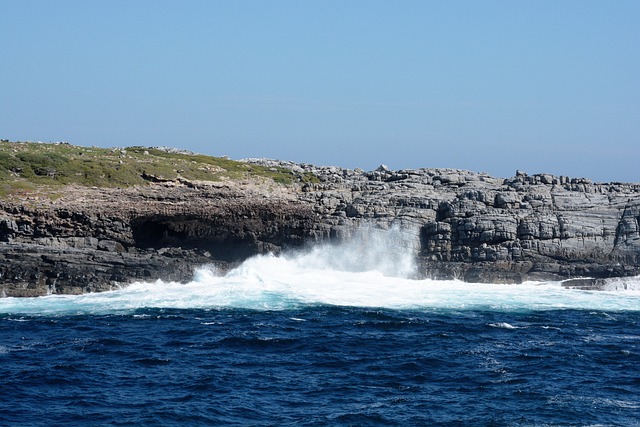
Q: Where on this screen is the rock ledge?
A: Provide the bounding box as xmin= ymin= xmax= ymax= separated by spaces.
xmin=2 ymin=162 xmax=640 ymax=296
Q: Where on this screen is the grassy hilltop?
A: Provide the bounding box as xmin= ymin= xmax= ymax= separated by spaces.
xmin=0 ymin=140 xmax=317 ymax=197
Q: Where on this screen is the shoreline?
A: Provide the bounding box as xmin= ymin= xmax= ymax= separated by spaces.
xmin=1 ymin=144 xmax=640 ymax=296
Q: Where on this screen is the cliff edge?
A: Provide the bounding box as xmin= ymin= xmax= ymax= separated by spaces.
xmin=1 ymin=142 xmax=639 ymax=296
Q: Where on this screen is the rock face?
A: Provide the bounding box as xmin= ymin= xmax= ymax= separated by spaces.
xmin=282 ymin=162 xmax=640 ymax=284
xmin=2 ymin=162 xmax=640 ymax=296
xmin=0 ymin=181 xmax=316 ymax=296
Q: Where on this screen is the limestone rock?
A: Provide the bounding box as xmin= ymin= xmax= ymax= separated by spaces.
xmin=1 ymin=161 xmax=640 ymax=295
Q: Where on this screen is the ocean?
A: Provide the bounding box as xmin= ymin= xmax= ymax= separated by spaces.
xmin=1 ymin=229 xmax=639 ymax=426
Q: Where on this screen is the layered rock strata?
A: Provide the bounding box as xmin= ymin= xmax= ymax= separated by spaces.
xmin=282 ymin=163 xmax=640 ymax=285
xmin=1 ymin=162 xmax=639 ymax=296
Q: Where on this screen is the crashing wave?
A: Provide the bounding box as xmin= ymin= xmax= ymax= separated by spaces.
xmin=1 ymin=227 xmax=639 ymax=316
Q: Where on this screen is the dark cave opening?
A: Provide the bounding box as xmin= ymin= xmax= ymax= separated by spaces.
xmin=130 ymin=218 xmax=260 ymax=262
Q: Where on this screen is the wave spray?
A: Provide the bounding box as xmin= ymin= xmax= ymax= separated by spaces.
xmin=1 ymin=226 xmax=639 ymax=315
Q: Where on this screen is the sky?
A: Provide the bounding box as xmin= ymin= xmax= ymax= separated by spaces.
xmin=1 ymin=1 xmax=638 ymax=182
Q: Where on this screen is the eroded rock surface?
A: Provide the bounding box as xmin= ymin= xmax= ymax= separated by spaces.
xmin=2 ymin=162 xmax=639 ymax=296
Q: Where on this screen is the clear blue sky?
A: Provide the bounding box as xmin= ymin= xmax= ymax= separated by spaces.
xmin=2 ymin=1 xmax=638 ymax=182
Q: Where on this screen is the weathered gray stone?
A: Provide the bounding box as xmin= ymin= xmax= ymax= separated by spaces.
xmin=1 ymin=160 xmax=640 ymax=295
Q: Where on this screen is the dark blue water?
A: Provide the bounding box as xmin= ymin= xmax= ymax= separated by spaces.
xmin=1 ymin=307 xmax=639 ymax=426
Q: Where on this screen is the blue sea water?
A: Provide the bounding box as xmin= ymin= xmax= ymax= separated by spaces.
xmin=1 ymin=230 xmax=639 ymax=426
xmin=1 ymin=306 xmax=639 ymax=427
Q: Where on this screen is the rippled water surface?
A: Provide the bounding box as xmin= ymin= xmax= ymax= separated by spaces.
xmin=1 ymin=230 xmax=639 ymax=425
xmin=1 ymin=307 xmax=639 ymax=426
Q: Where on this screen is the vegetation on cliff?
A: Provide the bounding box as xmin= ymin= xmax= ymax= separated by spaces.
xmin=0 ymin=140 xmax=318 ymax=196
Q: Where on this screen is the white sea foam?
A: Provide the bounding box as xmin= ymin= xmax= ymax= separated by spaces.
xmin=1 ymin=227 xmax=639 ymax=315
xmin=488 ymin=322 xmax=520 ymax=329
xmin=600 ymin=276 xmax=640 ymax=291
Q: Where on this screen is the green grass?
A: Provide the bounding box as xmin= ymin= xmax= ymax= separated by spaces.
xmin=0 ymin=141 xmax=319 ymax=197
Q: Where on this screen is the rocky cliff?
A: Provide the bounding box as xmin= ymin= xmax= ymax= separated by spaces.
xmin=276 ymin=162 xmax=640 ymax=285
xmin=2 ymin=157 xmax=640 ymax=296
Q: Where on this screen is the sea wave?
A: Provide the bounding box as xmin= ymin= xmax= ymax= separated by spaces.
xmin=1 ymin=255 xmax=639 ymax=316
xmin=1 ymin=227 xmax=640 ymax=315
